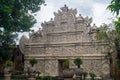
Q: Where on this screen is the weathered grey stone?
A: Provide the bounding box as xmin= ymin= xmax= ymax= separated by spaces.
xmin=19 ymin=5 xmax=110 ymax=77
xmin=4 ymin=73 xmax=11 ymax=80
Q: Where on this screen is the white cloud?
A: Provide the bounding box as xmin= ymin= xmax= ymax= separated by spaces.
xmin=33 ymin=0 xmax=112 ymax=28
xmin=92 ymin=3 xmax=113 ymax=26
xmin=36 ymin=5 xmax=56 ymax=22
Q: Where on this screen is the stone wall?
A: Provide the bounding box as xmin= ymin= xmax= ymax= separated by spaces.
xmin=19 ymin=5 xmax=110 ymax=77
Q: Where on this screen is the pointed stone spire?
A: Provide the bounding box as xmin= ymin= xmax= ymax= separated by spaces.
xmin=92 ymin=24 xmax=97 ymax=29
xmin=60 ymin=4 xmax=68 ymax=12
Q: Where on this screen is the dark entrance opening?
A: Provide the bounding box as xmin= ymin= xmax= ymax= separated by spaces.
xmin=58 ymin=59 xmax=66 ymax=76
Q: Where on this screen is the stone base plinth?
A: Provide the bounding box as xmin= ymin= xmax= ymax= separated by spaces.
xmin=4 ymin=73 xmax=11 ymax=80
xmin=28 ymin=77 xmax=35 ymax=80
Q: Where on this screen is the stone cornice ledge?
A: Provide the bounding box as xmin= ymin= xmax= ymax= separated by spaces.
xmin=25 ymin=54 xmax=106 ymax=59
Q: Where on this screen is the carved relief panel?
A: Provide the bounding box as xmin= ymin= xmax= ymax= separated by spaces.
xmin=82 ymin=59 xmax=102 ymax=76
xmin=45 ymin=60 xmax=58 ymax=76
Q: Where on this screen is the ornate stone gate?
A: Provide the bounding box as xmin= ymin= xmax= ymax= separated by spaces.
xmin=19 ymin=5 xmax=110 ymax=77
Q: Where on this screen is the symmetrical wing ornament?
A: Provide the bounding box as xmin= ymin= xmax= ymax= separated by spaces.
xmin=19 ymin=35 xmax=28 ymax=54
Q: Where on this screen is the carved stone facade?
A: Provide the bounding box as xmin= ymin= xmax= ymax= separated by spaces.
xmin=19 ymin=5 xmax=110 ymax=77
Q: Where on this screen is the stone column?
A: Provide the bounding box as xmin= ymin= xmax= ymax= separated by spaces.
xmin=4 ymin=67 xmax=12 ymax=80
xmin=4 ymin=73 xmax=11 ymax=80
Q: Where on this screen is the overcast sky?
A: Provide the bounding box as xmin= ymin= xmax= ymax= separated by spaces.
xmin=31 ymin=0 xmax=113 ymax=31
xmin=18 ymin=0 xmax=114 ymax=44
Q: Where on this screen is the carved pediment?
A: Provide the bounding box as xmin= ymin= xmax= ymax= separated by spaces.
xmin=29 ymin=29 xmax=44 ymax=43
xmin=53 ymin=5 xmax=77 ymax=23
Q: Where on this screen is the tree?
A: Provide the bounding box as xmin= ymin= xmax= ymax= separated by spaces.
xmin=96 ymin=23 xmax=120 ymax=61
xmin=107 ymin=0 xmax=120 ymax=64
xmin=93 ymin=1 xmax=120 ymax=79
xmin=96 ymin=23 xmax=120 ymax=79
xmin=107 ymin=0 xmax=120 ymax=33
xmin=107 ymin=0 xmax=120 ymax=16
xmin=0 ymin=0 xmax=45 ymax=62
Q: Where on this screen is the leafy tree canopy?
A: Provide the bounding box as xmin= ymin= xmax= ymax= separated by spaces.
xmin=107 ymin=0 xmax=120 ymax=33
xmin=107 ymin=0 xmax=120 ymax=16
xmin=107 ymin=0 xmax=120 ymax=57
xmin=0 ymin=0 xmax=45 ymax=32
xmin=0 ymin=0 xmax=45 ymax=61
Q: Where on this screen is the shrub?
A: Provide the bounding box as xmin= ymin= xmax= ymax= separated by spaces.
xmin=29 ymin=58 xmax=37 ymax=67
xmin=89 ymin=73 xmax=96 ymax=80
xmin=74 ymin=58 xmax=82 ymax=68
xmin=63 ymin=59 xmax=70 ymax=69
xmin=43 ymin=76 xmax=52 ymax=80
xmin=36 ymin=76 xmax=42 ymax=80
xmin=82 ymin=72 xmax=88 ymax=80
xmin=4 ymin=60 xmax=13 ymax=67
